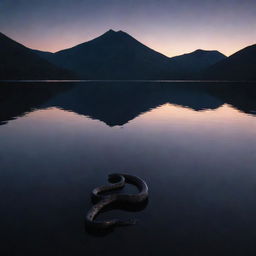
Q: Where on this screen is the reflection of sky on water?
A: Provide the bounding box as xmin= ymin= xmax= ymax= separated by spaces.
xmin=0 ymin=84 xmax=256 ymax=255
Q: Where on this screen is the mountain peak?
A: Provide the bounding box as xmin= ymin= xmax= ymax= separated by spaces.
xmin=100 ymin=29 xmax=118 ymax=37
xmin=96 ymin=29 xmax=133 ymax=43
xmin=194 ymin=49 xmax=205 ymax=54
xmin=108 ymin=29 xmax=125 ymax=32
xmin=192 ymin=49 xmax=224 ymax=55
xmin=103 ymin=29 xmax=127 ymax=36
xmin=106 ymin=29 xmax=116 ymax=34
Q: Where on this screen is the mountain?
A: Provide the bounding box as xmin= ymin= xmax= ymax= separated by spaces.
xmin=1 ymin=30 xmax=254 ymax=81
xmin=35 ymin=29 xmax=186 ymax=80
xmin=0 ymin=32 xmax=74 ymax=79
xmin=34 ymin=30 xmax=228 ymax=80
xmin=170 ymin=49 xmax=226 ymax=77
xmin=204 ymin=44 xmax=256 ymax=80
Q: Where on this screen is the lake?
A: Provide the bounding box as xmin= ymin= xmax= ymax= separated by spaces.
xmin=0 ymin=81 xmax=256 ymax=256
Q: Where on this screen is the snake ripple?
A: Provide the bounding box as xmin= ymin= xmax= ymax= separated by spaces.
xmin=86 ymin=173 xmax=149 ymax=229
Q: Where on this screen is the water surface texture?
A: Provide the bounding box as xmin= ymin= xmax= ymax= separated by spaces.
xmin=0 ymin=82 xmax=256 ymax=256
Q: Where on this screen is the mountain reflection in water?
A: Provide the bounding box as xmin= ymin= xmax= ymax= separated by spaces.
xmin=0 ymin=82 xmax=256 ymax=127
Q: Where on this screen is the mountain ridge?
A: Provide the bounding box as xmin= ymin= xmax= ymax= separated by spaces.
xmin=33 ymin=29 xmax=227 ymax=80
xmin=170 ymin=49 xmax=226 ymax=77
xmin=0 ymin=32 xmax=74 ymax=79
xmin=1 ymin=30 xmax=255 ymax=80
xmin=204 ymin=44 xmax=256 ymax=80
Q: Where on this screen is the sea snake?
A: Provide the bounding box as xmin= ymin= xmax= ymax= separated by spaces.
xmin=86 ymin=173 xmax=149 ymax=229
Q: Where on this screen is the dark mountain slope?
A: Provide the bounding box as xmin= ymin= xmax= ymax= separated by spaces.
xmin=0 ymin=32 xmax=74 ymax=79
xmin=32 ymin=49 xmax=54 ymax=59
xmin=204 ymin=44 xmax=256 ymax=80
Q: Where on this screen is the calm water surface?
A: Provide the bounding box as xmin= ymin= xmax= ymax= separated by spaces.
xmin=0 ymin=82 xmax=256 ymax=256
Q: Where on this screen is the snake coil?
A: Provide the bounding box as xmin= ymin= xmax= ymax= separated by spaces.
xmin=86 ymin=173 xmax=148 ymax=229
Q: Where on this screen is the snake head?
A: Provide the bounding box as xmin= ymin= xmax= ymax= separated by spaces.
xmin=108 ymin=173 xmax=123 ymax=183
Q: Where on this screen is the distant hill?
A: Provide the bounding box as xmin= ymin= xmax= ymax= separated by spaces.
xmin=35 ymin=29 xmax=186 ymax=80
xmin=204 ymin=44 xmax=256 ymax=80
xmin=170 ymin=49 xmax=226 ymax=77
xmin=0 ymin=32 xmax=74 ymax=79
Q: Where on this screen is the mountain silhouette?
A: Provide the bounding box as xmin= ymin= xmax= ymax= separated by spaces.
xmin=0 ymin=32 xmax=74 ymax=79
xmin=204 ymin=44 xmax=256 ymax=80
xmin=2 ymin=30 xmax=255 ymax=80
xmin=35 ymin=30 xmax=229 ymax=80
xmin=171 ymin=49 xmax=226 ymax=77
xmin=36 ymin=29 xmax=185 ymax=79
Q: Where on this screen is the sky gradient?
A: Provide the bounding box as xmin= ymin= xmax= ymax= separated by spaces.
xmin=0 ymin=0 xmax=255 ymax=57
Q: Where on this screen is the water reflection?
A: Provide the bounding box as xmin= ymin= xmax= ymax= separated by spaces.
xmin=0 ymin=82 xmax=256 ymax=256
xmin=0 ymin=82 xmax=256 ymax=127
xmin=85 ymin=199 xmax=149 ymax=237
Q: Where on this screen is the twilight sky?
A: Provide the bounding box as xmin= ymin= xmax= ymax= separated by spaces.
xmin=0 ymin=0 xmax=255 ymax=57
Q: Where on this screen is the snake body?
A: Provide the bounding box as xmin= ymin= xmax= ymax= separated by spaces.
xmin=86 ymin=173 xmax=148 ymax=229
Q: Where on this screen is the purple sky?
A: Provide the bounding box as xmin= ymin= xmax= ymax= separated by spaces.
xmin=1 ymin=0 xmax=255 ymax=57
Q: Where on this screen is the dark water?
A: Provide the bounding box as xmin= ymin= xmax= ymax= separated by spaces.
xmin=0 ymin=82 xmax=256 ymax=256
